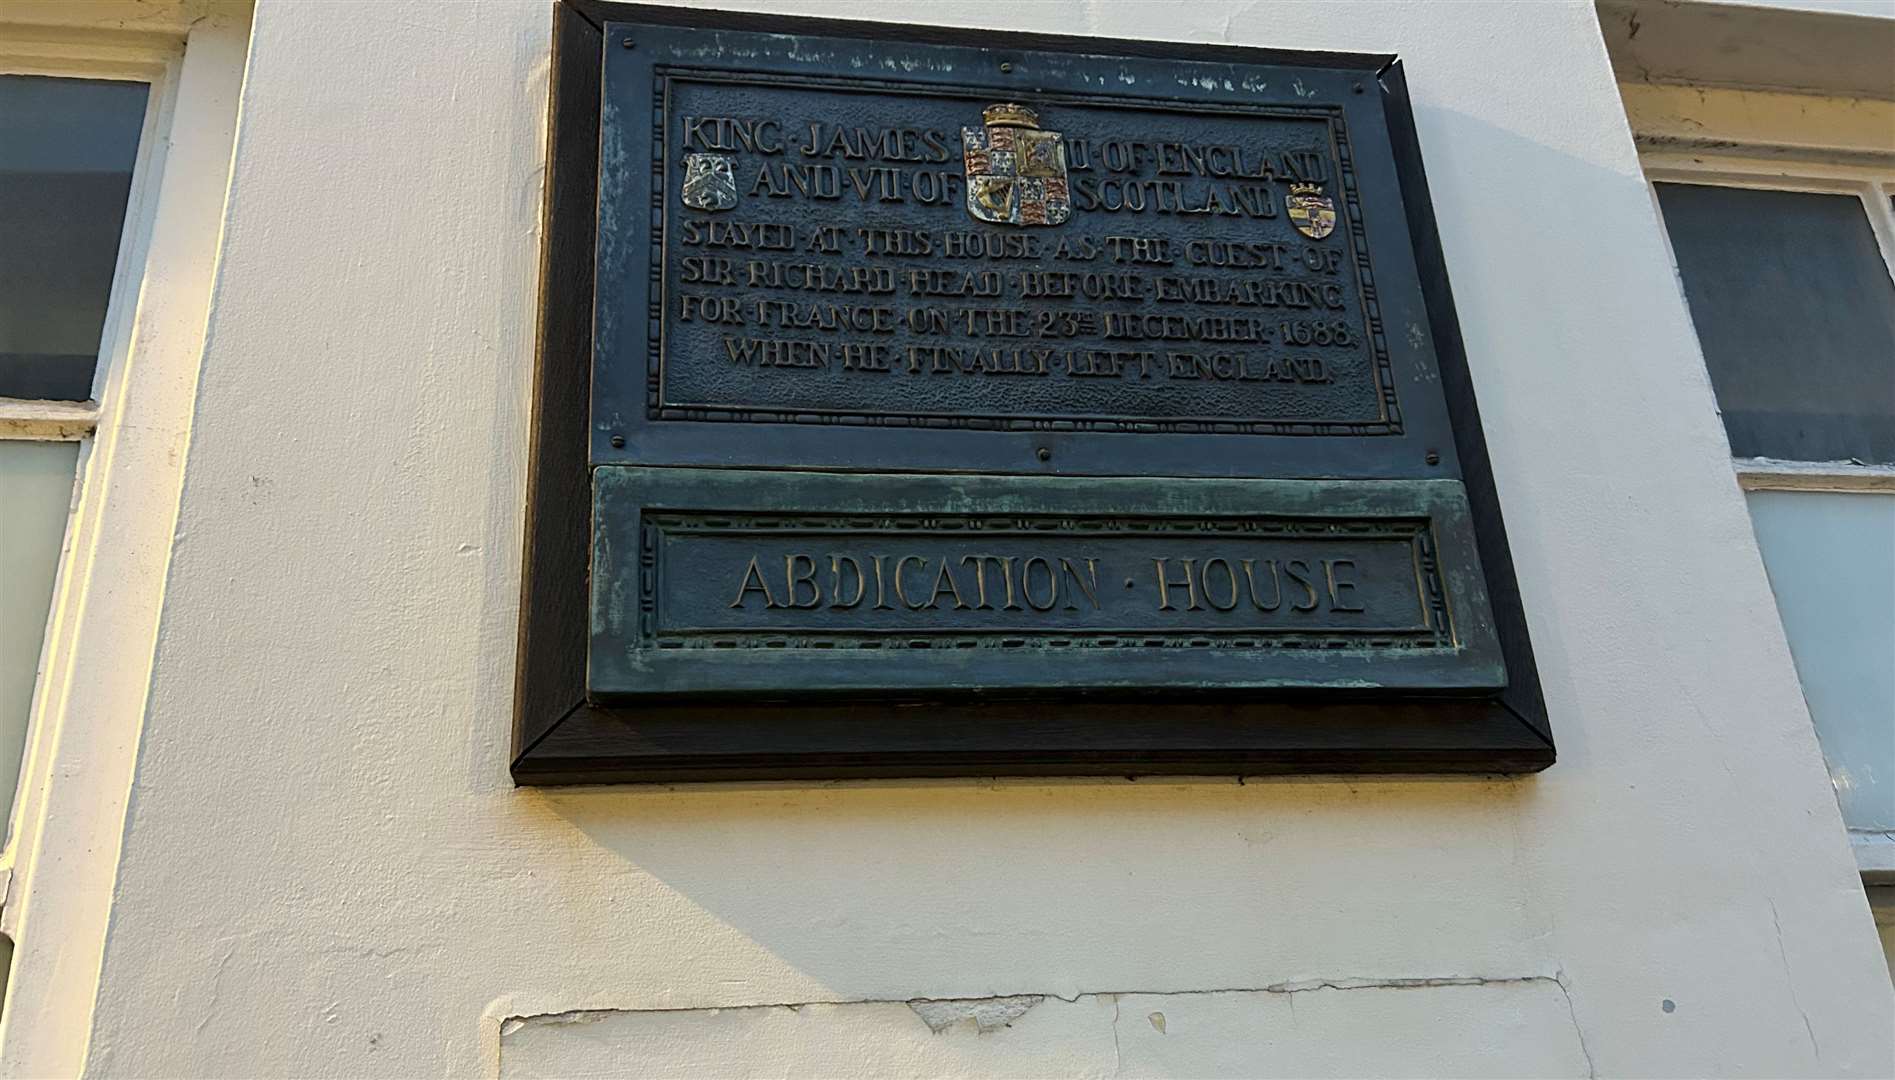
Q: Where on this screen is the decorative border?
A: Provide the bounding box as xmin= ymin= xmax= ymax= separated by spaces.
xmin=633 ymin=511 xmax=1452 ymax=651
xmin=642 ymin=68 xmax=1402 ymax=436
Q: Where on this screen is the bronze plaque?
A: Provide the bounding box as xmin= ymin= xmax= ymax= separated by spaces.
xmin=511 ymin=3 xmax=1553 ymax=782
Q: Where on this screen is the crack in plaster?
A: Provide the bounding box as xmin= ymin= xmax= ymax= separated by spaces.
xmin=1768 ymin=899 xmax=1821 ymax=1061
xmin=504 ymin=972 xmax=1578 ymax=1028
xmin=1553 ymin=970 xmax=1597 ymax=1080
xmin=500 ymin=975 xmax=1594 ymax=1075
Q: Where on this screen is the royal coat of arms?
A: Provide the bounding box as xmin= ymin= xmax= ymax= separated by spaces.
xmin=682 ymin=152 xmax=738 ymax=212
xmin=962 ymin=104 xmax=1069 ymax=227
xmin=1286 ymin=182 xmax=1337 ymax=240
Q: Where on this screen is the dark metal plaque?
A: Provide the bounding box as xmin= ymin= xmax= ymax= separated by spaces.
xmin=589 ymin=468 xmax=1502 ymax=700
xmin=512 ymin=2 xmax=1554 ymax=782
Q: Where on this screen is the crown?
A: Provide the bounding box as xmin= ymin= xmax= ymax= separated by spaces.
xmin=982 ymin=103 xmax=1040 ymax=128
xmin=1289 ymin=181 xmax=1325 ymax=196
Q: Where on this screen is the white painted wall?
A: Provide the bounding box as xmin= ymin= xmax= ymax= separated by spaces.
xmin=63 ymin=0 xmax=1895 ymax=1075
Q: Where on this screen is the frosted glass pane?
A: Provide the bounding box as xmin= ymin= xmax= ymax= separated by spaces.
xmin=0 ymin=441 xmax=78 ymax=835
xmin=1745 ymin=490 xmax=1895 ymax=832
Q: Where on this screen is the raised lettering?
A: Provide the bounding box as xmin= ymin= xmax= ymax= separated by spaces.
xmin=783 ymin=554 xmax=821 ymax=609
xmin=1324 ymin=558 xmax=1364 ymax=612
xmin=1285 ymin=559 xmax=1320 ymax=612
xmin=730 ymin=556 xmax=779 ymax=609
xmin=894 ymin=555 xmax=927 ymax=610
xmin=1021 ymin=556 xmax=1059 ymax=611
xmin=1199 ymin=558 xmax=1241 ymax=612
xmin=1241 ymin=558 xmax=1283 ymax=612
xmin=829 ymin=554 xmax=866 ymax=609
xmin=1153 ymin=557 xmax=1201 ymax=611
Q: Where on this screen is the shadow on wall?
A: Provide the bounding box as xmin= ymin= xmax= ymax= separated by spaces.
xmin=529 ymin=772 xmax=1543 ymax=1002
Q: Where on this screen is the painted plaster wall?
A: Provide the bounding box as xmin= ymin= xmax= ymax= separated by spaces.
xmin=77 ymin=0 xmax=1895 ymax=1076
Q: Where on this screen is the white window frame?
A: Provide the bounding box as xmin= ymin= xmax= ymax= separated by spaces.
xmin=1637 ymin=130 xmax=1895 ymax=879
xmin=0 ymin=6 xmax=251 ymax=1075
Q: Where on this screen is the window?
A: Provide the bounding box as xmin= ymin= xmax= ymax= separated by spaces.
xmin=1 ymin=76 xmax=150 ymax=401
xmin=1650 ymin=167 xmax=1895 ymax=838
xmin=1645 ymin=149 xmax=1895 ymax=964
xmin=1743 ymin=490 xmax=1894 ymax=836
xmin=0 ymin=72 xmax=153 ymax=1007
xmin=0 ymin=7 xmax=245 ymax=1065
xmin=1653 ymin=182 xmax=1895 ymax=466
xmin=1607 ymin=0 xmax=1895 ymax=965
xmin=0 ymin=444 xmax=81 ymax=831
xmin=0 ymin=72 xmax=149 ymax=832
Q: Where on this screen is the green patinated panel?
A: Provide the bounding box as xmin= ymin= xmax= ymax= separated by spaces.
xmin=589 ymin=467 xmax=1502 ymax=700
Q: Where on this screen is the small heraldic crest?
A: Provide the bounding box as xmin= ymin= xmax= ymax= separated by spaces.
xmin=1286 ymin=182 xmax=1337 ymax=240
xmin=681 ymin=152 xmax=738 ymax=212
xmin=962 ymin=104 xmax=1069 ymax=227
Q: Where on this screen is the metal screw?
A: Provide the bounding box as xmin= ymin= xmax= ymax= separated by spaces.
xmin=1352 ymin=82 xmax=1364 ymax=94
xmin=1035 ymin=446 xmax=1051 ymax=462
xmin=1424 ymin=449 xmax=1441 ymax=465
xmin=611 ymin=434 xmax=626 ymax=449
xmin=621 ymin=37 xmax=635 ymax=49
xmin=999 ymin=61 xmax=1013 ymax=73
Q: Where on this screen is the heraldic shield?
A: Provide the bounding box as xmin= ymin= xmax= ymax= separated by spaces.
xmin=1286 ymin=182 xmax=1337 ymax=240
xmin=681 ymin=152 xmax=738 ymax=212
xmin=962 ymin=104 xmax=1069 ymax=227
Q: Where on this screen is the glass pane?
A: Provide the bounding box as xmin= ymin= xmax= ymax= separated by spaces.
xmin=1656 ymin=184 xmax=1895 ymax=465
xmin=1744 ymin=490 xmax=1895 ymax=832
xmin=0 ymin=441 xmax=79 ymax=836
xmin=0 ymin=76 xmax=149 ymax=401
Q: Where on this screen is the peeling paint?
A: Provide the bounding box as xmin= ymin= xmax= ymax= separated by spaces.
xmin=908 ymin=995 xmax=1043 ymax=1034
xmin=519 ymin=1009 xmax=611 ymax=1028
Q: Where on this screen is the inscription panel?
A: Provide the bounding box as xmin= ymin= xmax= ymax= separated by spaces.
xmin=592 ymin=21 xmax=1460 ymax=478
xmin=650 ymin=516 xmax=1444 ymax=645
xmin=649 ymin=73 xmax=1395 ymax=433
xmin=589 ymin=468 xmax=1504 ymax=700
